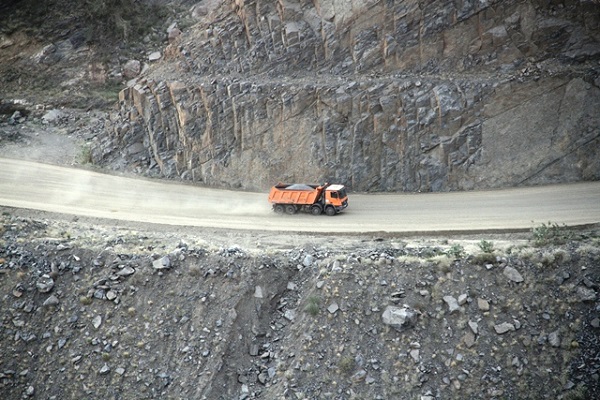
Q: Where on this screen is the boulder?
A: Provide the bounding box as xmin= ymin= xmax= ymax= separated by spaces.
xmin=382 ymin=305 xmax=419 ymax=332
xmin=123 ymin=60 xmax=141 ymax=79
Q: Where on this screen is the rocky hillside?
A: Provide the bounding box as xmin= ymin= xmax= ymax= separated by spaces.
xmin=1 ymin=1 xmax=599 ymax=192
xmin=1 ymin=212 xmax=599 ymax=399
xmin=89 ymin=0 xmax=600 ymax=191
xmin=1 ymin=2 xmax=600 ymax=400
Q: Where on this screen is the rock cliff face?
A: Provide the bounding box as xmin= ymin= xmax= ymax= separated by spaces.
xmin=95 ymin=0 xmax=600 ymax=191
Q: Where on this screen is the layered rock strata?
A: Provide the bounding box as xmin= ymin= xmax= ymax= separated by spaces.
xmin=96 ymin=0 xmax=600 ymax=191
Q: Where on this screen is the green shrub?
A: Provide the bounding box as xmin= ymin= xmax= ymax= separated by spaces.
xmin=338 ymin=356 xmax=355 ymax=374
xmin=472 ymin=252 xmax=496 ymax=265
xmin=478 ymin=240 xmax=494 ymax=253
xmin=420 ymin=247 xmax=441 ymax=259
xmin=532 ymin=221 xmax=568 ymax=246
xmin=188 ymin=265 xmax=202 ymax=277
xmin=304 ymin=296 xmax=320 ymax=316
xmin=446 ymin=244 xmax=465 ymax=259
xmin=79 ymin=145 xmax=93 ymax=164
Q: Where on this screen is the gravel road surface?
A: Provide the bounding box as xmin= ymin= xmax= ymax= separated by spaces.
xmin=1 ymin=157 xmax=599 ymax=234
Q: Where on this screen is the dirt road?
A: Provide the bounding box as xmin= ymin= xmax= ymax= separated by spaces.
xmin=1 ymin=157 xmax=599 ymax=234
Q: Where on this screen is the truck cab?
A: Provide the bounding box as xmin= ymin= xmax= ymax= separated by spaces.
xmin=323 ymin=184 xmax=348 ymax=215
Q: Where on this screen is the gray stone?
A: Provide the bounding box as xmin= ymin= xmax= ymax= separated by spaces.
xmin=36 ymin=275 xmax=55 ymax=293
xmin=409 ymin=349 xmax=420 ymax=363
xmin=0 ymin=36 xmax=14 ymax=48
xmin=117 ymin=266 xmax=135 ymax=276
xmin=254 ymin=286 xmax=264 ymax=298
xmin=583 ymin=277 xmax=596 ymax=288
xmin=468 ymin=320 xmax=478 ymax=335
xmin=92 ymin=315 xmax=102 ymax=329
xmin=537 ymin=334 xmax=548 ymax=345
xmin=327 ymin=302 xmax=339 ymax=314
xmin=443 ymin=296 xmax=460 ymax=314
xmin=303 ymin=254 xmax=314 ymax=267
xmin=123 ymin=59 xmax=141 ymax=79
xmin=382 ymin=305 xmax=418 ymax=332
xmin=331 ymin=260 xmax=342 ymax=272
xmin=249 ymin=344 xmax=259 ymax=356
xmin=548 ymin=330 xmax=560 ymax=347
xmin=153 ymin=256 xmax=171 ymax=270
xmin=351 ymin=369 xmax=367 ymax=382
xmin=148 ymin=51 xmax=162 ymax=61
xmin=12 ymin=319 xmax=25 ymax=327
xmin=43 ymin=295 xmax=59 ymax=307
xmin=576 ymin=286 xmax=597 ymax=302
xmin=494 ymin=322 xmax=515 ymax=334
xmin=284 ymin=309 xmax=296 ymax=321
xmin=168 ymin=27 xmax=182 ymax=43
xmin=41 ymin=109 xmax=63 ymax=124
xmin=258 ymin=372 xmax=268 ymax=384
xmin=99 ymin=364 xmax=110 ymax=375
xmin=477 ymin=298 xmax=490 ymax=311
xmin=463 ymin=332 xmax=476 ymax=348
xmin=503 ymin=266 xmax=524 ymax=283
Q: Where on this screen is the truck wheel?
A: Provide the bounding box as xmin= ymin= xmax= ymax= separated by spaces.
xmin=285 ymin=205 xmax=297 ymax=215
xmin=310 ymin=205 xmax=322 ymax=215
xmin=274 ymin=204 xmax=284 ymax=214
xmin=325 ymin=206 xmax=336 ymax=216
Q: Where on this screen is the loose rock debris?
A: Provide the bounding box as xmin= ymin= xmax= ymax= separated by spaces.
xmin=0 ymin=214 xmax=599 ymax=399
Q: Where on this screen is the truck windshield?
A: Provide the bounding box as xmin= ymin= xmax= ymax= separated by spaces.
xmin=338 ymin=188 xmax=347 ymax=198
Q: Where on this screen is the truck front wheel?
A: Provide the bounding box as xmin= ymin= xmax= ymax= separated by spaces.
xmin=325 ymin=206 xmax=336 ymax=216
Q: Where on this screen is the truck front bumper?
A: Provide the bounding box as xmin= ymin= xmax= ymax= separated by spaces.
xmin=336 ymin=200 xmax=349 ymax=212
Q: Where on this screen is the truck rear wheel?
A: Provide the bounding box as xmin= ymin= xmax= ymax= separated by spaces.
xmin=285 ymin=205 xmax=297 ymax=215
xmin=274 ymin=204 xmax=284 ymax=214
xmin=325 ymin=206 xmax=336 ymax=216
xmin=310 ymin=205 xmax=322 ymax=215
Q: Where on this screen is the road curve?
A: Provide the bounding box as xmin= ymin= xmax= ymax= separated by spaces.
xmin=1 ymin=157 xmax=599 ymax=234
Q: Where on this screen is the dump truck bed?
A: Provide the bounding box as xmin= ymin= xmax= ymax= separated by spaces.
xmin=268 ymin=183 xmax=321 ymax=205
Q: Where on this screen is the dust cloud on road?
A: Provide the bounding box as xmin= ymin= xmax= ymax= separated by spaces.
xmin=1 ymin=157 xmax=599 ymax=234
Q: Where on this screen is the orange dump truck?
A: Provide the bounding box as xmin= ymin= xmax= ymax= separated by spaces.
xmin=268 ymin=183 xmax=349 ymax=216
